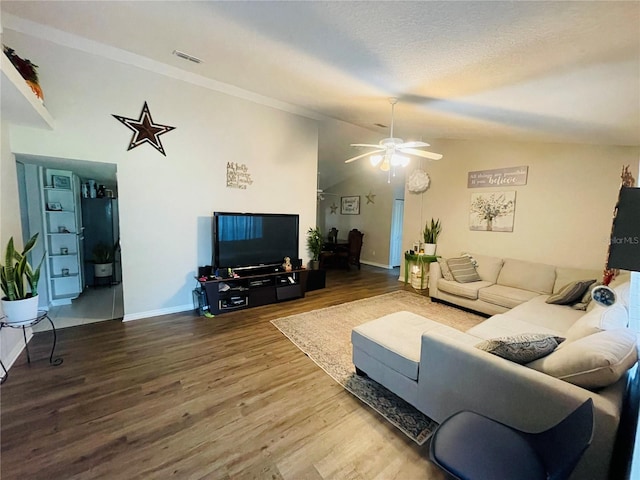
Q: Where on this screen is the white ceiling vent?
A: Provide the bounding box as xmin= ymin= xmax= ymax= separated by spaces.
xmin=172 ymin=50 xmax=203 ymax=64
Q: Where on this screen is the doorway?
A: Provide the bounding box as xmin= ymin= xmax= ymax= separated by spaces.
xmin=16 ymin=155 xmax=124 ymax=330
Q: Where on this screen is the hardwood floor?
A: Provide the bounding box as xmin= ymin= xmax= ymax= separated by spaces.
xmin=1 ymin=266 xmax=446 ymax=480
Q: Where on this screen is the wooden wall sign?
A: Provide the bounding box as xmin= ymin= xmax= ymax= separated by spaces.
xmin=468 ymin=166 xmax=528 ymax=188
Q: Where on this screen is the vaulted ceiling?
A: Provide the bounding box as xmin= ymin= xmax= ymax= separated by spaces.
xmin=2 ymin=1 xmax=639 ymax=188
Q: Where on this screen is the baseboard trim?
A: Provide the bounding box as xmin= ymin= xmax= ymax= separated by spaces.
xmin=123 ymin=303 xmax=194 ymax=322
xmin=360 ymin=260 xmax=392 ymax=269
xmin=2 ymin=329 xmax=33 ymax=372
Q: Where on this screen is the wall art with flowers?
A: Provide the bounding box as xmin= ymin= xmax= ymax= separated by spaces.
xmin=469 ymin=191 xmax=516 ymax=232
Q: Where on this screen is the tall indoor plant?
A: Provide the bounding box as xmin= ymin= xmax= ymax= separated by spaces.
xmin=1 ymin=233 xmax=45 ymax=324
xmin=422 ymin=218 xmax=441 ymax=255
xmin=306 ymin=227 xmax=323 ymax=270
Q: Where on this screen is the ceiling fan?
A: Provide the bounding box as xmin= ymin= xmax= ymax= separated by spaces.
xmin=345 ymin=98 xmax=442 ymax=172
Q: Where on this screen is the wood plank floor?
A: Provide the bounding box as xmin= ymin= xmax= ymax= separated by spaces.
xmin=1 ymin=266 xmax=447 ymax=480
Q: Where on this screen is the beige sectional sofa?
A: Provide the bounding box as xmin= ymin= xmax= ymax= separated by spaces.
xmin=352 ymin=254 xmax=637 ymax=480
xmin=429 ymin=253 xmax=604 ymax=316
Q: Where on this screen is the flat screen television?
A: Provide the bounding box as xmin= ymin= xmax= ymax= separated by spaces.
xmin=213 ymin=212 xmax=299 ymax=271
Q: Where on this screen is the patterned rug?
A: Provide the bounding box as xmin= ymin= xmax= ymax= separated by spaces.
xmin=271 ymin=290 xmax=485 ymax=445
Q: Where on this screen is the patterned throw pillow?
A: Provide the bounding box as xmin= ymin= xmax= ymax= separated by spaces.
xmin=546 ymin=279 xmax=596 ymax=305
xmin=437 ymin=258 xmax=455 ymax=281
xmin=476 ymin=333 xmax=565 ymax=364
xmin=447 ymin=256 xmax=481 ymax=283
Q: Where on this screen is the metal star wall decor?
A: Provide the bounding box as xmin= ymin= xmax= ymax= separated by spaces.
xmin=330 ymin=202 xmax=338 ymax=214
xmin=366 ymin=191 xmax=376 ymax=204
xmin=112 ymin=102 xmax=175 ymax=156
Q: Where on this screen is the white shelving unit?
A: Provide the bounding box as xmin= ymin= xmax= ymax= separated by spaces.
xmin=40 ymin=168 xmax=83 ymax=305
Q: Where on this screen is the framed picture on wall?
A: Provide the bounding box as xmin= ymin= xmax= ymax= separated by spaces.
xmin=341 ymin=196 xmax=360 ymax=215
xmin=52 ymin=175 xmax=71 ymax=189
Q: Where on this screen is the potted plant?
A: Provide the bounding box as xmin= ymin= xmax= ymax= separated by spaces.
xmin=1 ymin=233 xmax=45 ymax=324
xmin=92 ymin=241 xmax=116 ymax=279
xmin=422 ymin=218 xmax=441 ymax=255
xmin=306 ymin=227 xmax=324 ymax=270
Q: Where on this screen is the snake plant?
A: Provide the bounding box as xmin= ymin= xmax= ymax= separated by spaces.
xmin=423 ymin=218 xmax=442 ymax=244
xmin=1 ymin=233 xmax=45 ymax=301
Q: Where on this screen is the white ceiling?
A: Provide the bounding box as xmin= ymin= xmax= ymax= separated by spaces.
xmin=2 ymin=1 xmax=639 ymax=188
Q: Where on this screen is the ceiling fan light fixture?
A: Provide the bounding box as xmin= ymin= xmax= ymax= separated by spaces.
xmin=345 ymin=98 xmax=442 ymax=171
xmin=391 ymin=154 xmax=410 ymax=167
xmin=370 ymin=154 xmax=383 ymax=167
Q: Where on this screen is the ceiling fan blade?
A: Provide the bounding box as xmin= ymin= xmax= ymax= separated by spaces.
xmin=398 ymin=141 xmax=430 ymax=148
xmin=345 ymin=149 xmax=384 ymax=163
xmin=399 ymin=148 xmax=443 ymax=160
xmin=350 ymin=143 xmax=382 ymax=148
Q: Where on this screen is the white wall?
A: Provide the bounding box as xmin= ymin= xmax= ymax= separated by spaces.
xmin=403 ymin=138 xmax=640 ymax=273
xmin=0 ymin=121 xmax=34 ymax=368
xmin=2 ymin=29 xmax=318 ymax=320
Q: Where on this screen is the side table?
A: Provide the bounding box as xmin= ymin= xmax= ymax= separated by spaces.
xmin=0 ymin=311 xmax=63 ymax=384
xmin=404 ymin=252 xmax=439 ymax=290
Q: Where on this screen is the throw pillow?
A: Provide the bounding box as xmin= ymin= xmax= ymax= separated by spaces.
xmin=437 ymin=258 xmax=455 ymax=281
xmin=546 ymin=279 xmax=596 ymax=305
xmin=571 ymin=282 xmax=601 ymax=310
xmin=527 ymin=329 xmax=638 ymax=390
xmin=476 ymin=333 xmax=565 ymax=364
xmin=447 ymin=256 xmax=481 ymax=283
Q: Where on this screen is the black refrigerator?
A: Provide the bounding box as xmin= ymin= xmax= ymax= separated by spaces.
xmin=82 ymin=197 xmax=120 ymax=286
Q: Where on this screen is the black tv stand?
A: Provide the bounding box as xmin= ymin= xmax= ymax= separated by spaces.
xmin=199 ymin=268 xmax=309 ymax=315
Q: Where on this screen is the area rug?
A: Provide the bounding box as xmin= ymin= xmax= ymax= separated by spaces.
xmin=271 ymin=290 xmax=485 ymax=444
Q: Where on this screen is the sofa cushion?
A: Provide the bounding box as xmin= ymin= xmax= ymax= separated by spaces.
xmin=528 ymin=329 xmax=638 ymax=389
xmin=466 ymin=253 xmax=504 ymax=284
xmin=437 ymin=258 xmax=455 ymax=281
xmin=351 ymin=311 xmax=431 ymax=381
xmin=562 ymin=303 xmax=629 ymax=344
xmin=447 ymin=256 xmax=481 ymax=283
xmin=438 ymin=279 xmax=494 ymax=300
xmin=466 ymin=312 xmax=567 ymax=340
xmin=546 ymin=279 xmax=596 ymax=305
xmin=476 ymin=333 xmax=564 ymax=364
xmin=478 ymin=284 xmax=540 ymax=309
xmin=497 ymin=259 xmax=556 ymax=294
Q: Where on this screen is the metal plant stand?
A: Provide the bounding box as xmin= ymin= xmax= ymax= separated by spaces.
xmin=0 ymin=311 xmax=63 ymax=384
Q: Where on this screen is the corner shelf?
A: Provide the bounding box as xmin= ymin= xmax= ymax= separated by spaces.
xmin=0 ymin=53 xmax=53 ymax=129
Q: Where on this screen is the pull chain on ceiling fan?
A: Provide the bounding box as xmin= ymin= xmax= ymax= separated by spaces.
xmin=345 ymin=98 xmax=442 ymax=181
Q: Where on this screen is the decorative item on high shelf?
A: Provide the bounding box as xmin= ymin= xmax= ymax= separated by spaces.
xmin=3 ymin=45 xmax=44 ymax=101
xmin=469 ymin=191 xmax=516 ymax=232
xmin=52 ymin=175 xmax=71 ymax=189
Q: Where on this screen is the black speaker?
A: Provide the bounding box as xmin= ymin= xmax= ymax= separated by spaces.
xmin=198 ymin=265 xmax=212 ymax=277
xmin=293 ymin=258 xmax=303 ymax=269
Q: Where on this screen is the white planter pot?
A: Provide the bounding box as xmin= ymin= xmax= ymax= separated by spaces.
xmin=94 ymin=263 xmax=113 ymax=278
xmin=1 ymin=295 xmax=39 ymax=325
xmin=423 ymin=243 xmax=437 ymax=255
